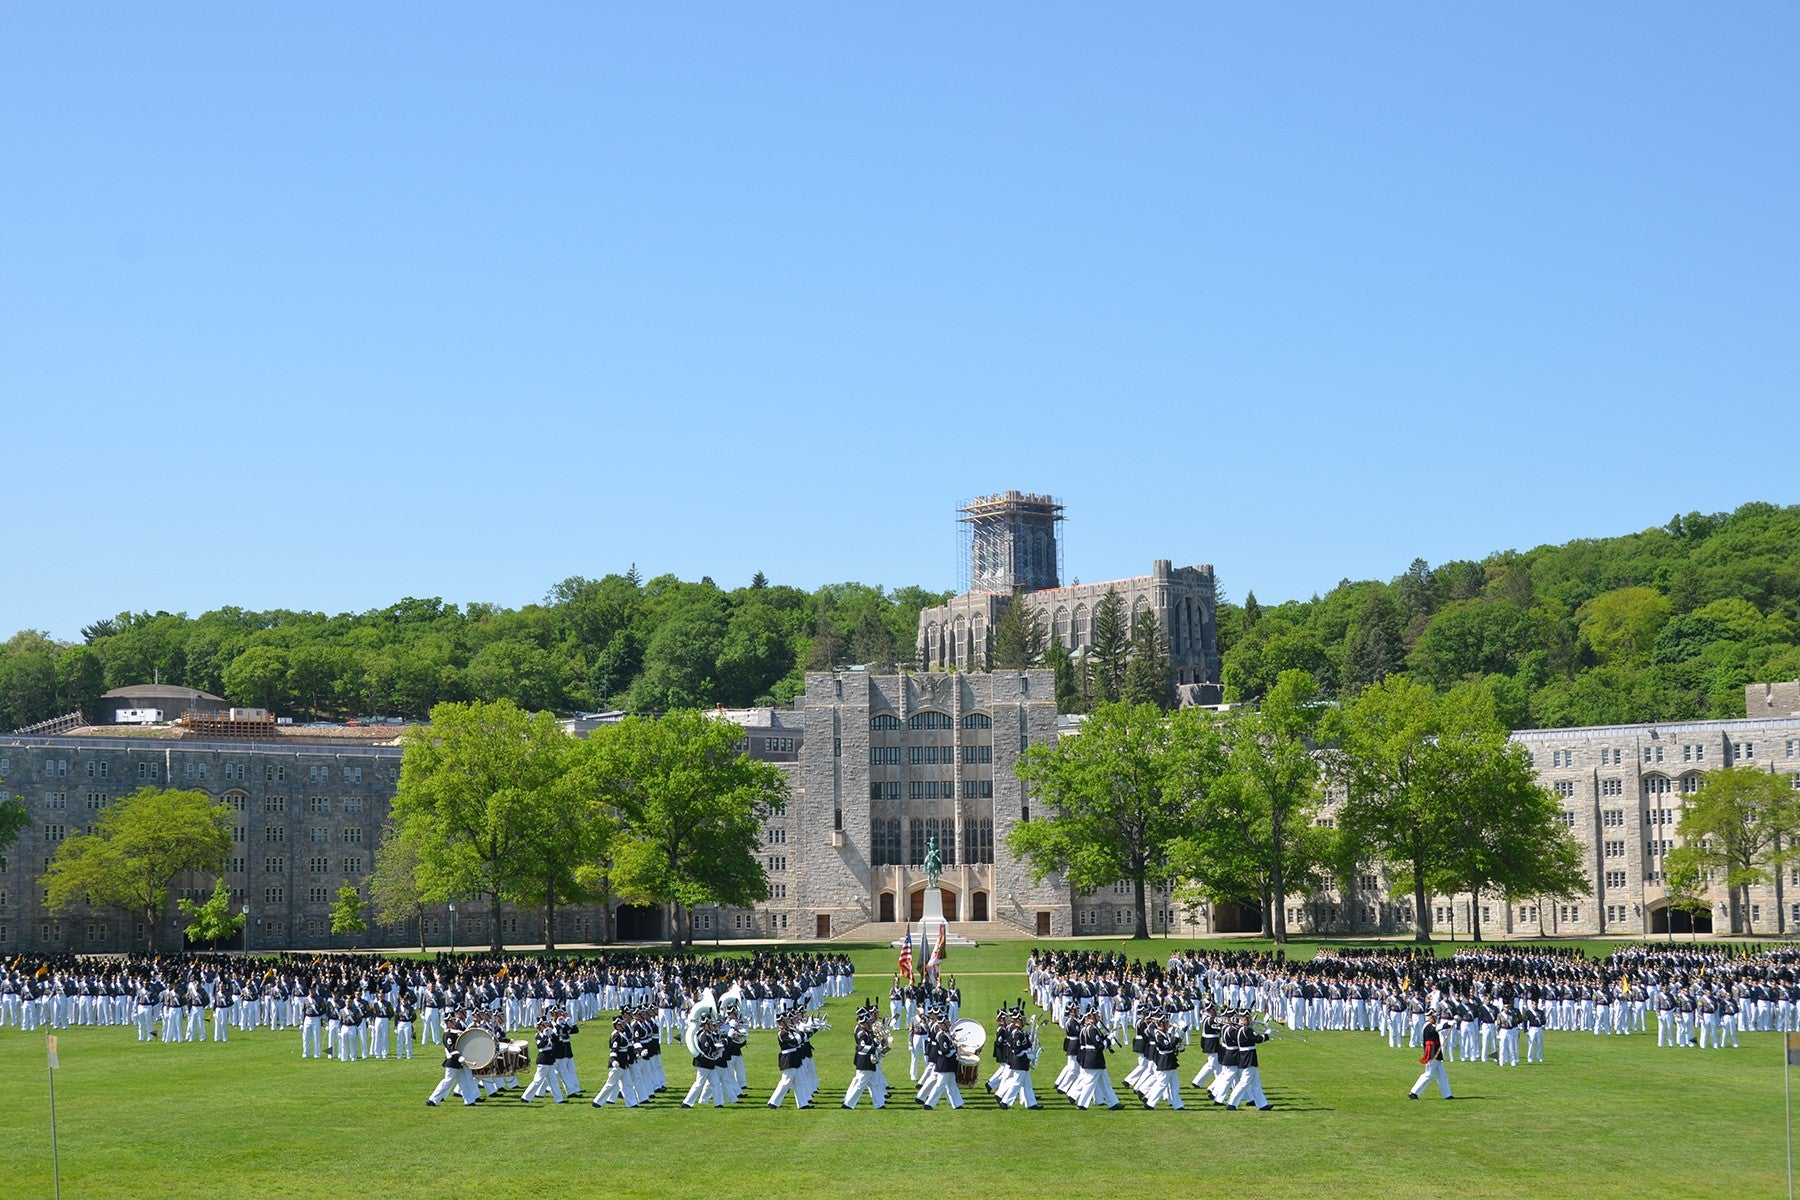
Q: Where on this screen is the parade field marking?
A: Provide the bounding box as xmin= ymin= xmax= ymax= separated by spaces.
xmin=0 ymin=939 xmax=1786 ymax=1200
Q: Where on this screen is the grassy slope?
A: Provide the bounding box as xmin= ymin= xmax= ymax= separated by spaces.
xmin=0 ymin=939 xmax=1785 ymax=1200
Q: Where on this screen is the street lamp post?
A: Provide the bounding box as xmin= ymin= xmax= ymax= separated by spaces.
xmin=448 ymin=903 xmax=457 ymax=957
xmin=242 ymin=903 xmax=251 ymax=955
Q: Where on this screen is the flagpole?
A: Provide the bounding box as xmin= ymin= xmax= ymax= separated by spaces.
xmin=47 ymin=1036 xmax=61 ymax=1200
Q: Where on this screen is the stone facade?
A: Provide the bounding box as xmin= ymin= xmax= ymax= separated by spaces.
xmin=791 ymin=669 xmax=1070 ymax=940
xmin=917 ymin=560 xmax=1221 ymax=699
xmin=13 ymin=679 xmax=1798 ymax=951
xmin=0 ymin=672 xmax=1069 ymax=953
xmin=0 ymin=733 xmax=403 ymax=954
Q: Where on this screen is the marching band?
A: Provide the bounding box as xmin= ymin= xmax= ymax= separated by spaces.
xmin=7 ymin=939 xmax=1798 ymax=1118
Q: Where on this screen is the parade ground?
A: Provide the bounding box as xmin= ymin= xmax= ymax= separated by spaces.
xmin=1 ymin=939 xmax=1787 ymax=1200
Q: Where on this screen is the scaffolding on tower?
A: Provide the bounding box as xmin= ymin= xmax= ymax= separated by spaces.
xmin=955 ymin=491 xmax=1064 ymax=595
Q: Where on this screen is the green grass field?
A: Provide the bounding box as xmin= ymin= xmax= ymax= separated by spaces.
xmin=1 ymin=939 xmax=1789 ymax=1200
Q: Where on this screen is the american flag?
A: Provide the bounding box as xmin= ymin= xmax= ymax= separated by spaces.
xmin=897 ymin=928 xmax=914 ymax=980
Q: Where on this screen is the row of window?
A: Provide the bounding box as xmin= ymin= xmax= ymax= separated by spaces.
xmin=868 ymin=711 xmax=986 ymax=732
xmin=868 ymin=817 xmax=998 ymax=866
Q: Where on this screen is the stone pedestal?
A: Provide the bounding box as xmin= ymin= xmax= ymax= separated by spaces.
xmin=919 ymin=883 xmax=949 ymax=956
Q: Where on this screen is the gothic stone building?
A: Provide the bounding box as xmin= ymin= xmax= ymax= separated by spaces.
xmin=914 ymin=491 xmax=1221 ymax=701
xmin=9 ymin=680 xmax=1799 ymax=953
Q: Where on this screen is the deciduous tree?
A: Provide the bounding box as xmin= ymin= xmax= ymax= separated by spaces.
xmin=177 ymin=876 xmax=244 ymax=951
xmin=1667 ymin=767 xmax=1800 ymax=935
xmin=1172 ymin=671 xmax=1331 ymax=942
xmin=41 ymin=786 xmax=232 ymax=953
xmin=331 ymin=882 xmax=368 ymax=946
xmin=392 ymin=699 xmax=575 ymax=951
xmin=582 ymin=709 xmax=782 ymax=949
xmin=1010 ymin=701 xmax=1222 ymax=937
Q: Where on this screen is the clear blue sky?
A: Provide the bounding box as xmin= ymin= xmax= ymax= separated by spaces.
xmin=4 ymin=4 xmax=1796 ymax=641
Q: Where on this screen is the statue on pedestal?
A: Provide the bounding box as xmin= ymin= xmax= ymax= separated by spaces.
xmin=924 ymin=836 xmax=941 ymax=890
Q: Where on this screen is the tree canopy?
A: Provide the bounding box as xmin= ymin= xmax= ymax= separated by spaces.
xmin=1327 ymin=677 xmax=1590 ymax=941
xmin=580 ymin=709 xmax=785 ymax=950
xmin=391 ymin=699 xmax=577 ymax=951
xmin=1667 ymin=766 xmax=1800 ymax=935
xmin=0 ymin=573 xmax=950 ymax=731
xmin=1213 ymin=501 xmax=1800 ymax=726
xmin=1010 ymin=701 xmax=1222 ymax=937
xmin=40 ymin=786 xmax=233 ymax=952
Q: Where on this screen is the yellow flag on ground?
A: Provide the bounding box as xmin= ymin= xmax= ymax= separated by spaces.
xmin=47 ymin=1034 xmax=59 ymax=1070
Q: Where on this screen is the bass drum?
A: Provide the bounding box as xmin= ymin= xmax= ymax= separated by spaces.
xmin=458 ymin=1027 xmax=497 ymax=1071
xmin=951 ymin=1018 xmax=986 ymax=1065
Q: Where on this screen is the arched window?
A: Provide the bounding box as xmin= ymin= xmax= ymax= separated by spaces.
xmin=1132 ymin=596 xmax=1153 ymax=637
xmin=1072 ymin=604 xmax=1090 ymax=649
xmin=1054 ymin=606 xmax=1071 ymax=644
xmin=961 ymin=712 xmax=991 ymax=730
xmin=870 ymin=714 xmax=901 ymax=731
xmin=951 ymin=616 xmax=966 ymax=665
xmin=907 ymin=711 xmax=952 ymax=731
xmin=963 ymin=816 xmax=993 ymax=864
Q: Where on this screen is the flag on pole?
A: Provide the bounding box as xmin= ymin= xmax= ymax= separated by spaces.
xmin=927 ymin=923 xmax=946 ymax=981
xmin=46 ymin=1034 xmax=59 ymax=1070
xmin=897 ymin=929 xmax=914 ymax=980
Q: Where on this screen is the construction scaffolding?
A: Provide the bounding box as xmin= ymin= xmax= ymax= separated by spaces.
xmin=956 ymin=491 xmax=1064 ymax=594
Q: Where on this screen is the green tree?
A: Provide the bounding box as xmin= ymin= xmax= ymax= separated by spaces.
xmin=465 ymin=639 xmax=565 ymax=711
xmin=178 ymin=876 xmax=245 ymax=951
xmin=392 ymin=699 xmax=574 ymax=951
xmin=988 ymin=595 xmax=1046 ymax=671
xmin=55 ymin=644 xmax=107 ymax=719
xmin=715 ymin=601 xmax=792 ymax=706
xmin=1120 ymin=611 xmax=1174 ymax=711
xmin=1047 ymin=632 xmax=1081 ymax=713
xmin=1327 ymin=677 xmax=1463 ymax=942
xmin=1667 ymin=767 xmax=1800 ymax=935
xmin=41 ymin=786 xmax=232 ymax=953
xmin=1407 ymin=601 xmax=1539 ymax=688
xmin=1662 ymin=858 xmax=1712 ymax=941
xmin=583 ymin=709 xmax=783 ymax=950
xmin=222 ymin=645 xmax=291 ymax=711
xmin=1010 ymin=701 xmax=1220 ymax=938
xmin=0 ymin=630 xmax=60 ymax=729
xmin=1576 ymin=587 xmax=1673 ymax=668
xmin=1395 ymin=559 xmax=1437 ymax=636
xmin=1342 ymin=589 xmax=1404 ymax=692
xmin=369 ymin=822 xmax=428 ymax=952
xmin=628 ymin=590 xmax=727 ymax=711
xmin=1426 ymin=685 xmax=1589 ymax=940
xmin=0 ymin=795 xmax=29 ymax=867
xmin=1085 ymin=589 xmax=1130 ymax=704
xmin=331 ymin=882 xmax=368 ymax=946
xmin=1172 ymin=670 xmax=1329 ymax=942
